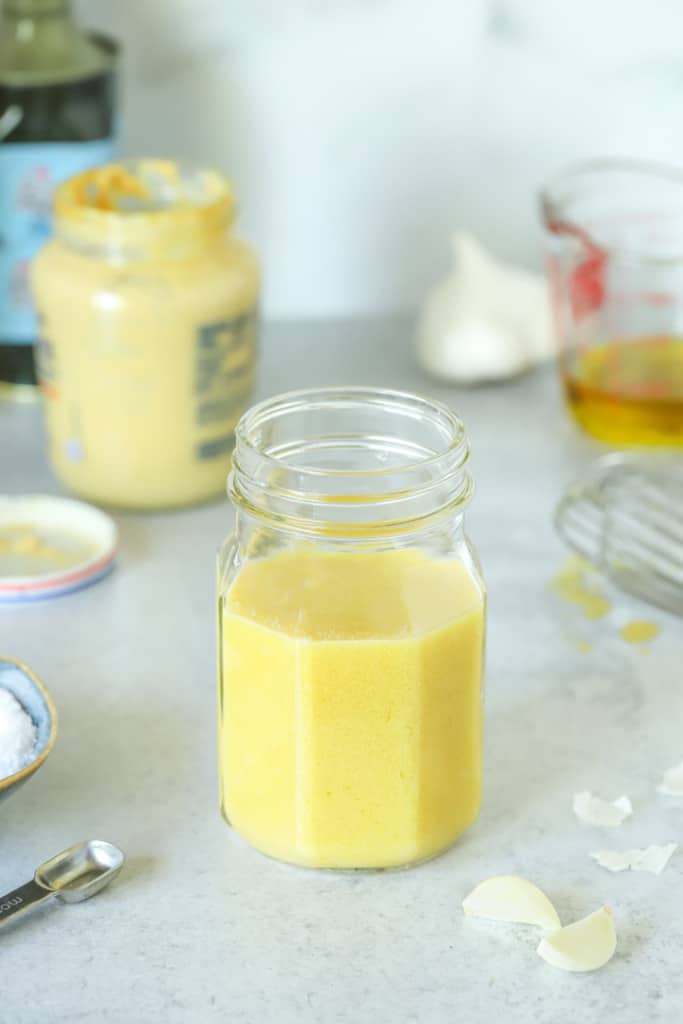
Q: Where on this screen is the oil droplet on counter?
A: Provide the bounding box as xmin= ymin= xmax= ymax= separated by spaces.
xmin=550 ymin=556 xmax=611 ymax=620
xmin=620 ymin=620 xmax=659 ymax=644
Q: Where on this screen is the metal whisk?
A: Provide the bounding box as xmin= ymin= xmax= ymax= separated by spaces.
xmin=555 ymin=454 xmax=683 ymax=617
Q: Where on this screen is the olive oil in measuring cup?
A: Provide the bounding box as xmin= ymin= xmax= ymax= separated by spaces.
xmin=563 ymin=336 xmax=683 ymax=445
xmin=542 ymin=160 xmax=683 ymax=446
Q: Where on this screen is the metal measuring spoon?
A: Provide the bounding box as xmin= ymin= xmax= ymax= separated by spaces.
xmin=0 ymin=840 xmax=124 ymax=931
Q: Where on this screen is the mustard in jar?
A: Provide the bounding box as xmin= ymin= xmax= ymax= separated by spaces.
xmin=31 ymin=160 xmax=259 ymax=508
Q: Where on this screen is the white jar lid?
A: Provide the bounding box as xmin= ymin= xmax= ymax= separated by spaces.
xmin=0 ymin=495 xmax=117 ymax=603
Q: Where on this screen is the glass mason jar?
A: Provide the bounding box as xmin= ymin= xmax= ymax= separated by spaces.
xmin=541 ymin=159 xmax=683 ymax=446
xmin=31 ymin=159 xmax=259 ymax=508
xmin=217 ymin=387 xmax=486 ymax=870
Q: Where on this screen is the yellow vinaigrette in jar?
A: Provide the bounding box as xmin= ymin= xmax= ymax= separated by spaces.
xmin=32 ymin=160 xmax=259 ymax=509
xmin=220 ymin=547 xmax=484 ymax=869
xmin=218 ymin=386 xmax=486 ymax=870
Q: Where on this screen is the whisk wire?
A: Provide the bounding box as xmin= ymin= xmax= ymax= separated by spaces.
xmin=555 ymin=456 xmax=683 ymax=617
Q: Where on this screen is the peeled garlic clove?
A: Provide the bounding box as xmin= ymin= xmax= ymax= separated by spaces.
xmin=463 ymin=875 xmax=561 ymax=930
xmin=573 ymin=791 xmax=632 ymax=827
xmin=537 ymin=906 xmax=616 ymax=972
xmin=658 ymin=759 xmax=683 ymax=796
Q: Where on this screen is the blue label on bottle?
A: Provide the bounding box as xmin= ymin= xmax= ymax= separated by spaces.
xmin=0 ymin=137 xmax=116 ymax=344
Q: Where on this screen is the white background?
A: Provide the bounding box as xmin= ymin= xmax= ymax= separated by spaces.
xmin=78 ymin=0 xmax=683 ymax=318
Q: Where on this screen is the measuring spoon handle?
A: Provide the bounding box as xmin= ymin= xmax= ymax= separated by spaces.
xmin=0 ymin=879 xmax=54 ymax=930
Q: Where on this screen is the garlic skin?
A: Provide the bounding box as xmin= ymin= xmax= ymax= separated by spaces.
xmin=591 ymin=844 xmax=677 ymax=875
xmin=417 ymin=233 xmax=554 ymax=384
xmin=658 ymin=759 xmax=683 ymax=796
xmin=573 ymin=791 xmax=633 ymax=828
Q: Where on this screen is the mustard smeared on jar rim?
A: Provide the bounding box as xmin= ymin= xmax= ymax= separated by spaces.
xmin=53 ymin=159 xmax=235 ymax=260
xmin=56 ymin=159 xmax=233 ymax=213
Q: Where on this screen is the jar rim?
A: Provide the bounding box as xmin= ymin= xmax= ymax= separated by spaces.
xmin=235 ymin=386 xmax=468 ymax=478
xmin=229 ymin=387 xmax=473 ymax=539
xmin=53 ymin=159 xmax=234 ymax=261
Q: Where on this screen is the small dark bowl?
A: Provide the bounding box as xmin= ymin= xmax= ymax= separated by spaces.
xmin=0 ymin=657 xmax=57 ymax=803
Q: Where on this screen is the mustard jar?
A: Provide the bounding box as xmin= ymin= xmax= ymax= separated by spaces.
xmin=31 ymin=160 xmax=259 ymax=508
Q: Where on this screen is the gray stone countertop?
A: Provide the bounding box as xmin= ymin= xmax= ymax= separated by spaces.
xmin=0 ymin=319 xmax=681 ymax=1023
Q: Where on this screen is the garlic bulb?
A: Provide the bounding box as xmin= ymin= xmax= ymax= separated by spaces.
xmin=417 ymin=233 xmax=554 ymax=384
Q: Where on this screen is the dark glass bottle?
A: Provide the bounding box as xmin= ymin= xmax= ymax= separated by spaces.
xmin=0 ymin=0 xmax=118 ymax=392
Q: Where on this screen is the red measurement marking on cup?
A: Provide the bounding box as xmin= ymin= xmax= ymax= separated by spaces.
xmin=546 ymin=217 xmax=607 ymax=319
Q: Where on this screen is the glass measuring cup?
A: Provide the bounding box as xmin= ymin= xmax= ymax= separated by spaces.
xmin=540 ymin=160 xmax=683 ymax=446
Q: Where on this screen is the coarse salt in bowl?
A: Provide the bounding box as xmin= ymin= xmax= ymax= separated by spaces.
xmin=0 ymin=658 xmax=57 ymax=802
xmin=0 ymin=688 xmax=38 ymax=778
